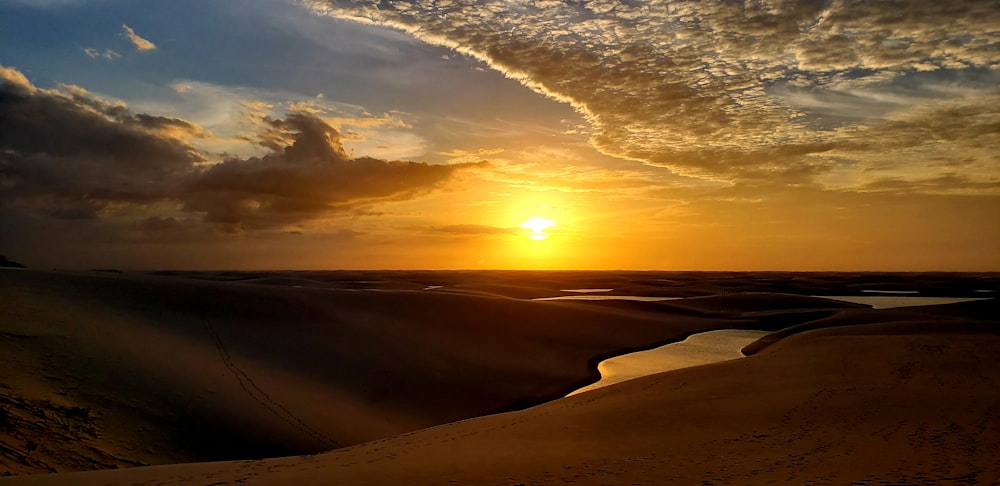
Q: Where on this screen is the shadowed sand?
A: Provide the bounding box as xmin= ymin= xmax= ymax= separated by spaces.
xmin=1 ymin=270 xmax=810 ymax=474
xmin=1 ymin=269 xmax=997 ymax=483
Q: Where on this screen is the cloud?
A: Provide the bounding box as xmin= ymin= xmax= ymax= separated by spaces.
xmin=126 ymin=79 xmax=427 ymax=162
xmin=432 ymin=224 xmax=514 ymax=236
xmin=0 ymin=67 xmax=204 ymax=218
xmin=859 ymin=174 xmax=1000 ymax=195
xmin=1 ymin=66 xmax=485 ymax=231
xmin=474 ymin=145 xmax=663 ymax=194
xmin=183 ymin=113 xmax=486 ymax=229
xmin=0 ymin=65 xmax=34 ymax=92
xmin=121 ymin=24 xmax=156 ymax=51
xmin=82 ymin=47 xmax=121 ymax=60
xmin=306 ymin=0 xmax=1000 ymax=189
xmin=439 ymin=147 xmax=504 ymax=158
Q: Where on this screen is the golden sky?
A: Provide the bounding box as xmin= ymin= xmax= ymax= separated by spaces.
xmin=0 ymin=0 xmax=998 ymax=270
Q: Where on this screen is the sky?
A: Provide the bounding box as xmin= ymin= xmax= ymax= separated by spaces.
xmin=1 ymin=0 xmax=998 ymax=271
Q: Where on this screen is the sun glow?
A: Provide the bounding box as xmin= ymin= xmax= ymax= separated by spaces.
xmin=521 ymin=216 xmax=555 ymax=240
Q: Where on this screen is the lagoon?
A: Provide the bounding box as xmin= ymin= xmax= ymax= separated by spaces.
xmin=568 ymin=329 xmax=769 ymax=396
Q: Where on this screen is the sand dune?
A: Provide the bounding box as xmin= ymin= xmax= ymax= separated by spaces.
xmin=12 ymin=311 xmax=999 ymax=485
xmin=1 ymin=269 xmax=996 ymax=483
xmin=1 ymin=269 xmax=815 ymax=475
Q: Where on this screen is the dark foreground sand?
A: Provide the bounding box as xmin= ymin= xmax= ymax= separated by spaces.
xmin=1 ymin=269 xmax=997 ymax=484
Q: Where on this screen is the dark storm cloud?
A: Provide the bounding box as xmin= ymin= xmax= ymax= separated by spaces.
xmin=0 ymin=68 xmax=204 ymax=218
xmin=0 ymin=66 xmax=484 ymax=229
xmin=307 ymin=0 xmax=1000 ymax=188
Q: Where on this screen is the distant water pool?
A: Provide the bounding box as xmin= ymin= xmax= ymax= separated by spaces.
xmin=556 ymin=293 xmax=993 ymax=397
xmin=534 ymin=294 xmax=990 ymax=309
xmin=568 ymin=329 xmax=769 ymax=397
xmin=560 ymin=288 xmax=614 ymax=293
xmin=533 ymin=295 xmax=683 ymax=302
xmin=814 ymin=296 xmax=991 ymax=309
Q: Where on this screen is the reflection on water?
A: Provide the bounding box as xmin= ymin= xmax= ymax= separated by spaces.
xmin=861 ymin=289 xmax=919 ymax=294
xmin=568 ymin=329 xmax=769 ymax=397
xmin=534 ymin=295 xmax=683 ymax=302
xmin=815 ymin=296 xmax=990 ymax=309
xmin=536 ymin=294 xmax=991 ymax=309
xmin=560 ymin=288 xmax=614 ymax=293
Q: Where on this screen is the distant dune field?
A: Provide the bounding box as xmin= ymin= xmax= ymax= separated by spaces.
xmin=1 ymin=269 xmax=997 ymax=484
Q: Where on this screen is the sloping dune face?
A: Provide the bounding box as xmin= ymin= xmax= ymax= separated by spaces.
xmin=1 ymin=269 xmax=996 ymax=481
xmin=25 ymin=303 xmax=1000 ymax=486
xmin=2 ymin=270 xmax=817 ymax=474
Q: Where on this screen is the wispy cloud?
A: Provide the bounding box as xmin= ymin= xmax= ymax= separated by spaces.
xmin=124 ymin=79 xmax=426 ymax=162
xmin=432 ymin=224 xmax=514 ymax=236
xmin=121 ymin=24 xmax=156 ymax=51
xmin=306 ymin=0 xmax=1000 ymax=192
xmin=82 ymin=47 xmax=121 ymax=60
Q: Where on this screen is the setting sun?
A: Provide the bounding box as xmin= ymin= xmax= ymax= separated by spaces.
xmin=520 ymin=216 xmax=555 ymax=240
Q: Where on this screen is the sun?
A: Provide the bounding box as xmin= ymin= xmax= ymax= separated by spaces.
xmin=520 ymin=216 xmax=555 ymax=240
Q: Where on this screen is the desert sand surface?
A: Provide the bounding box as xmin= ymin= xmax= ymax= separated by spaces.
xmin=2 ymin=269 xmax=998 ymax=483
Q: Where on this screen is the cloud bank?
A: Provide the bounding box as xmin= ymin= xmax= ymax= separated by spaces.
xmin=0 ymin=66 xmax=483 ymax=232
xmin=184 ymin=113 xmax=485 ymax=229
xmin=305 ymin=0 xmax=1000 ymax=189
